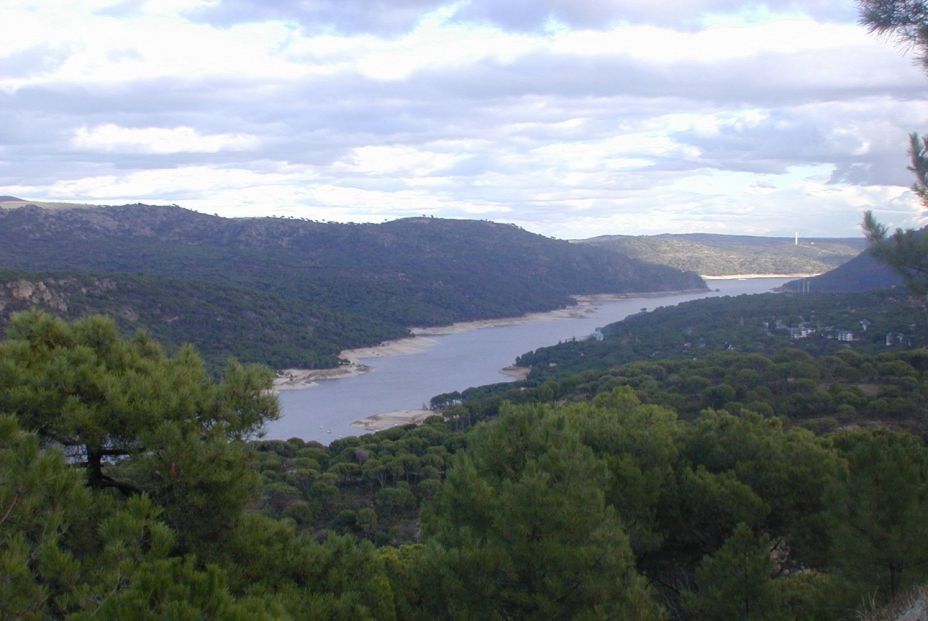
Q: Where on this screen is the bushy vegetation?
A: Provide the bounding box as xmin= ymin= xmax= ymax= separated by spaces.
xmin=517 ymin=289 xmax=927 ymax=380
xmin=4 ymin=309 xmax=928 ymax=619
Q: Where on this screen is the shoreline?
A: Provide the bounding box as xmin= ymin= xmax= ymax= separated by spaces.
xmin=272 ymin=285 xmax=708 ymax=393
xmin=272 ymin=336 xmax=440 ymax=391
xmin=408 ymin=288 xmax=708 ymax=337
xmin=500 ymin=365 xmax=531 ymax=380
xmin=351 ymin=409 xmax=436 ymax=431
xmin=273 ymin=364 xmax=372 ymax=391
xmin=703 ymin=273 xmax=817 ymax=280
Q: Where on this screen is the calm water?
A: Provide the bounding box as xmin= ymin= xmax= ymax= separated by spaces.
xmin=266 ymin=278 xmax=790 ymax=443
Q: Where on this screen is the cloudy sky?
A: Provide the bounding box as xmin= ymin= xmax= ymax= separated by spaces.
xmin=2 ymin=0 xmax=928 ymax=238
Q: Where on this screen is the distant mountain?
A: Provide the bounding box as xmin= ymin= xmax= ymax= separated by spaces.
xmin=576 ymin=233 xmax=865 ymax=277
xmin=0 ymin=196 xmax=23 ymax=202
xmin=0 ymin=204 xmax=705 ymax=369
xmin=780 ymin=249 xmax=905 ymax=293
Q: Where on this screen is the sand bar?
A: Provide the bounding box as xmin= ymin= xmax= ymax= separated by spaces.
xmin=351 ymin=409 xmax=436 ymax=431
xmin=273 ymin=364 xmax=371 ymax=391
xmin=500 ymin=365 xmax=531 ymax=380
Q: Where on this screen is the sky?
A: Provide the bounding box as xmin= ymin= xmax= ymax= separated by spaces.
xmin=2 ymin=0 xmax=928 ymax=239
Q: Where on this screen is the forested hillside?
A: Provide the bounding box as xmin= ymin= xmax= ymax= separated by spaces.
xmin=514 ymin=289 xmax=926 ymax=379
xmin=0 ymin=204 xmax=704 ymax=369
xmin=577 ymin=232 xmax=864 ymax=276
xmin=782 ymin=247 xmax=908 ymax=292
xmin=0 ymin=269 xmax=393 ymax=369
xmin=5 ymin=310 xmax=928 ymax=620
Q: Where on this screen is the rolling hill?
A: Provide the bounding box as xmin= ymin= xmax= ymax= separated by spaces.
xmin=576 ymin=233 xmax=865 ymax=277
xmin=0 ymin=203 xmax=705 ymax=369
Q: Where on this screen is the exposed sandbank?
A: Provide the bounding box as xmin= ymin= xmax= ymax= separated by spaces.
xmin=500 ymin=365 xmax=531 ymax=380
xmin=351 ymin=409 xmax=436 ymax=431
xmin=339 ymin=336 xmax=439 ymax=364
xmin=273 ymin=364 xmax=372 ymax=391
xmin=408 ymin=289 xmax=706 ymax=338
xmin=272 ymin=337 xmax=439 ymax=391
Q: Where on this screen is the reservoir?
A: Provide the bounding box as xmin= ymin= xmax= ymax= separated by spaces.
xmin=266 ymin=277 xmax=790 ymax=443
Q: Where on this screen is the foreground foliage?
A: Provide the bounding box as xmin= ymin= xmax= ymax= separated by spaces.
xmin=3 ymin=311 xmax=928 ymax=619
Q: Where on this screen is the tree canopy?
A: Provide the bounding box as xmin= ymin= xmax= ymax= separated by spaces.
xmin=859 ymin=0 xmax=928 ymax=294
xmin=3 ymin=312 xmax=928 ymax=618
xmin=859 ymin=0 xmax=928 ymax=70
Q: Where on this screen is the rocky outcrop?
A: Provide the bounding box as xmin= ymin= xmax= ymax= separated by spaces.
xmin=0 ymin=277 xmax=116 ymax=315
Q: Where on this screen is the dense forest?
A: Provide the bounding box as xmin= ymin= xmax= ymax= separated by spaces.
xmin=513 ymin=289 xmax=927 ymax=380
xmin=0 ymin=205 xmax=704 ymax=370
xmin=4 ymin=285 xmax=928 ymax=618
xmin=0 ymin=269 xmax=400 ymax=371
xmin=577 ymin=233 xmax=864 ymax=277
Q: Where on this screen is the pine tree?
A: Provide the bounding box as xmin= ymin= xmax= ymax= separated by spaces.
xmin=422 ymin=403 xmax=661 ymax=620
xmin=859 ymin=1 xmax=928 ymax=294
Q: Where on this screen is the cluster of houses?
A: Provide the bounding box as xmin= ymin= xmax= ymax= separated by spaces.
xmin=763 ymin=317 xmax=911 ymax=347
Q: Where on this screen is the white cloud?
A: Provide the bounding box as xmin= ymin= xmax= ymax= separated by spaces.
xmin=39 ymin=165 xmax=311 ymax=201
xmin=335 ymin=145 xmax=466 ymax=175
xmin=2 ymin=0 xmax=927 ymax=238
xmin=72 ymin=124 xmax=259 ymax=154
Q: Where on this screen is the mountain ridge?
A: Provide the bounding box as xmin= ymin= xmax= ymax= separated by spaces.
xmin=576 ymin=232 xmax=866 ymax=277
xmin=0 ymin=204 xmax=705 ymax=370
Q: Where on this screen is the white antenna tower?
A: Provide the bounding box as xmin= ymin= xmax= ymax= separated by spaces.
xmin=794 ymin=232 xmax=798 ymax=246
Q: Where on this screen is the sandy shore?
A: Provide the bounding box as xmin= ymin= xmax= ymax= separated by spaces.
xmin=408 ymin=289 xmax=707 ymax=338
xmin=272 ymin=337 xmax=440 ymax=391
xmin=500 ymin=365 xmax=531 ymax=380
xmin=273 ymin=364 xmax=372 ymax=391
xmin=351 ymin=409 xmax=436 ymax=431
xmin=339 ymin=336 xmax=440 ymax=364
xmin=704 ymin=273 xmax=818 ymax=279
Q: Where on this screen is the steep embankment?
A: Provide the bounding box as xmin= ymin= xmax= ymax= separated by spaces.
xmin=0 ymin=270 xmax=386 ymax=369
xmin=781 ymin=249 xmax=906 ymax=292
xmin=0 ymin=204 xmax=704 ymax=369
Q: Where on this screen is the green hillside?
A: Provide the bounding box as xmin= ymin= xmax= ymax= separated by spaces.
xmin=0 ymin=204 xmax=704 ymax=369
xmin=578 ymin=233 xmax=865 ymax=276
xmin=0 ymin=270 xmax=397 ymax=369
xmin=781 ymin=249 xmax=906 ymax=293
